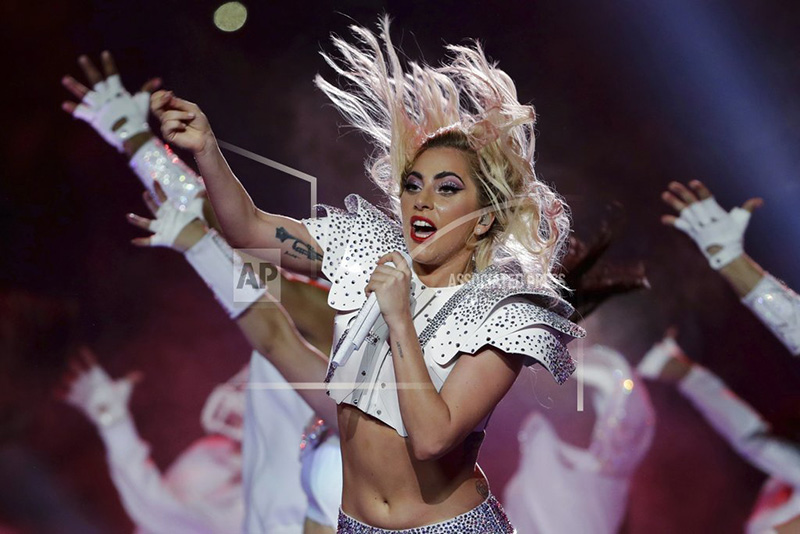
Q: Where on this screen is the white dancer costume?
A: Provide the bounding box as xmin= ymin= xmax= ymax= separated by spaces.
xmin=243 ymin=351 xmax=340 ymax=533
xmin=302 ymin=195 xmax=584 ymax=437
xmin=504 ymin=346 xmax=655 ymax=534
xmin=299 ymin=418 xmax=344 ymax=526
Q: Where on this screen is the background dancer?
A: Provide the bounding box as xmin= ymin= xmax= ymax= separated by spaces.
xmin=58 ymin=348 xmax=245 ymax=534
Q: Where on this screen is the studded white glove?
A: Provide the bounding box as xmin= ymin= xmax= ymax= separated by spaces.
xmin=672 ymin=197 xmax=750 ymax=270
xmin=146 ymin=195 xmax=206 ymax=248
xmin=65 ymin=363 xmax=134 ymax=427
xmin=73 ymin=74 xmax=150 ymax=151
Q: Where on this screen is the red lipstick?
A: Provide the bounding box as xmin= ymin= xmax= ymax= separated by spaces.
xmin=410 ymin=215 xmax=437 ymax=243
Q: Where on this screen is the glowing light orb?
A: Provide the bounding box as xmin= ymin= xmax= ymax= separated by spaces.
xmin=214 ymin=2 xmax=247 ymax=32
xmin=623 ymin=379 xmax=634 ymax=392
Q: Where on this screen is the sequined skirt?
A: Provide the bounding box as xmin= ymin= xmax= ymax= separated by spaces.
xmin=336 ymin=494 xmax=516 ymax=533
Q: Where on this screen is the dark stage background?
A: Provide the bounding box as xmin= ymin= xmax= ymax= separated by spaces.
xmin=2 ymin=0 xmax=800 ymax=532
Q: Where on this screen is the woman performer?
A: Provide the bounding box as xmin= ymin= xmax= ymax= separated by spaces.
xmin=150 ymin=18 xmax=584 ymax=532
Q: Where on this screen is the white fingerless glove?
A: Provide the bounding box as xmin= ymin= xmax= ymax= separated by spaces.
xmin=673 ymin=197 xmax=750 ymax=270
xmin=637 ymin=336 xmax=682 ymax=379
xmin=148 ymin=195 xmax=206 ymax=247
xmin=73 ymin=75 xmax=150 ymax=152
xmin=65 ymin=365 xmax=134 ymax=427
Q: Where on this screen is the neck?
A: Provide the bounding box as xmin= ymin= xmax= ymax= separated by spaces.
xmin=412 ymin=248 xmax=474 ymax=288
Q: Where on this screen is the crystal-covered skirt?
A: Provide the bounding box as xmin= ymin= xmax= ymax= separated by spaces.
xmin=336 ymin=493 xmax=515 ymax=533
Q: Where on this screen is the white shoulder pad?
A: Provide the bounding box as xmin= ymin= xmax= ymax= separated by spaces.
xmin=302 ymin=194 xmax=407 ymax=311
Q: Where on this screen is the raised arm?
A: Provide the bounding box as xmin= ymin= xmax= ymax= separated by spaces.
xmin=149 ymin=90 xmax=323 ymax=276
xmin=62 ymin=52 xmax=206 ymax=211
xmin=661 ymin=180 xmax=800 ymax=355
xmin=59 ymin=349 xmax=233 ymax=534
xmin=638 ymin=332 xmax=800 ymax=486
xmin=127 ymin=186 xmax=336 ymax=424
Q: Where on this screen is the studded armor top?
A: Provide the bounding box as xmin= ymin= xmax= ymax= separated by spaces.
xmin=302 ymin=194 xmax=585 ymax=437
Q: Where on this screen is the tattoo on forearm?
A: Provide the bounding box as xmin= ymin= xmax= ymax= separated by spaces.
xmin=275 ymin=227 xmax=323 ymax=262
xmin=476 ymin=480 xmax=489 ymax=499
xmin=395 ymin=341 xmax=404 ymax=359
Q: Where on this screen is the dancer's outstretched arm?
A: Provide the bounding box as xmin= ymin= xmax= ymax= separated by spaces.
xmin=128 ymin=186 xmax=336 ymax=424
xmin=150 ymin=90 xmax=323 ymax=276
xmin=58 ymin=349 xmax=237 ymax=534
xmin=661 ymin=180 xmax=800 ymax=355
xmin=63 ymin=52 xmax=323 ymax=275
xmin=638 ymin=333 xmax=800 ymax=486
xmin=62 ymin=52 xmax=207 ymax=212
xmin=62 ymin=52 xmax=334 ymax=347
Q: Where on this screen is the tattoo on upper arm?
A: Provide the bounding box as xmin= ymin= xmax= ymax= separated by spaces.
xmin=275 ymin=227 xmax=323 ymax=262
xmin=395 ymin=341 xmax=404 ymax=359
xmin=476 ymin=480 xmax=489 ymax=499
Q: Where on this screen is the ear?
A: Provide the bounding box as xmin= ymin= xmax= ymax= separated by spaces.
xmin=474 ymin=212 xmax=495 ymax=236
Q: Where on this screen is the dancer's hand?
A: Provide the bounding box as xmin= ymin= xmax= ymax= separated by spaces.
xmin=150 ymin=90 xmax=215 ymax=155
xmin=637 ymin=328 xmax=693 ymax=385
xmin=57 ymin=347 xmax=142 ymax=427
xmin=366 ymin=251 xmax=413 ymax=327
xmin=126 ymin=182 xmax=208 ymax=252
xmin=62 ymin=51 xmax=160 ymax=152
xmin=660 ymin=180 xmax=763 ymax=270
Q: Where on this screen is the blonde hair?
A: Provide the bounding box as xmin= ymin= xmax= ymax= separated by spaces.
xmin=315 ymin=16 xmax=570 ymax=292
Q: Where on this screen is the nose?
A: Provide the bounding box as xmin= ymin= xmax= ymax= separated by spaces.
xmin=414 ymin=186 xmax=433 ymax=211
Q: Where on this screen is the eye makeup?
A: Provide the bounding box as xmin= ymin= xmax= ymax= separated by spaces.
xmin=437 ymin=180 xmax=464 ymax=193
xmin=402 ymin=173 xmax=423 ymax=191
xmin=403 ymin=171 xmax=465 ymax=193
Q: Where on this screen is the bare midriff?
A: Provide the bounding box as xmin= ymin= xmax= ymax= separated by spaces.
xmin=337 ymin=404 xmax=489 ymax=529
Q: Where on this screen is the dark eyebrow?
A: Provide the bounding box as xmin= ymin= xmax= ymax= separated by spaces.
xmin=405 ymin=170 xmax=465 ymax=182
xmin=433 ymin=171 xmax=464 ymax=182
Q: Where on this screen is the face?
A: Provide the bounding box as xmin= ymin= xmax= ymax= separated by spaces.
xmin=400 ymin=146 xmax=485 ymax=272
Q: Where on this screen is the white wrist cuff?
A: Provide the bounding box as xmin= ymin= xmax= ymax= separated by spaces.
xmin=742 ymin=273 xmax=800 ymax=355
xmin=129 ymin=137 xmax=205 ymax=209
xmin=637 ymin=337 xmax=681 ymax=379
xmin=184 ymin=229 xmax=266 ymax=318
